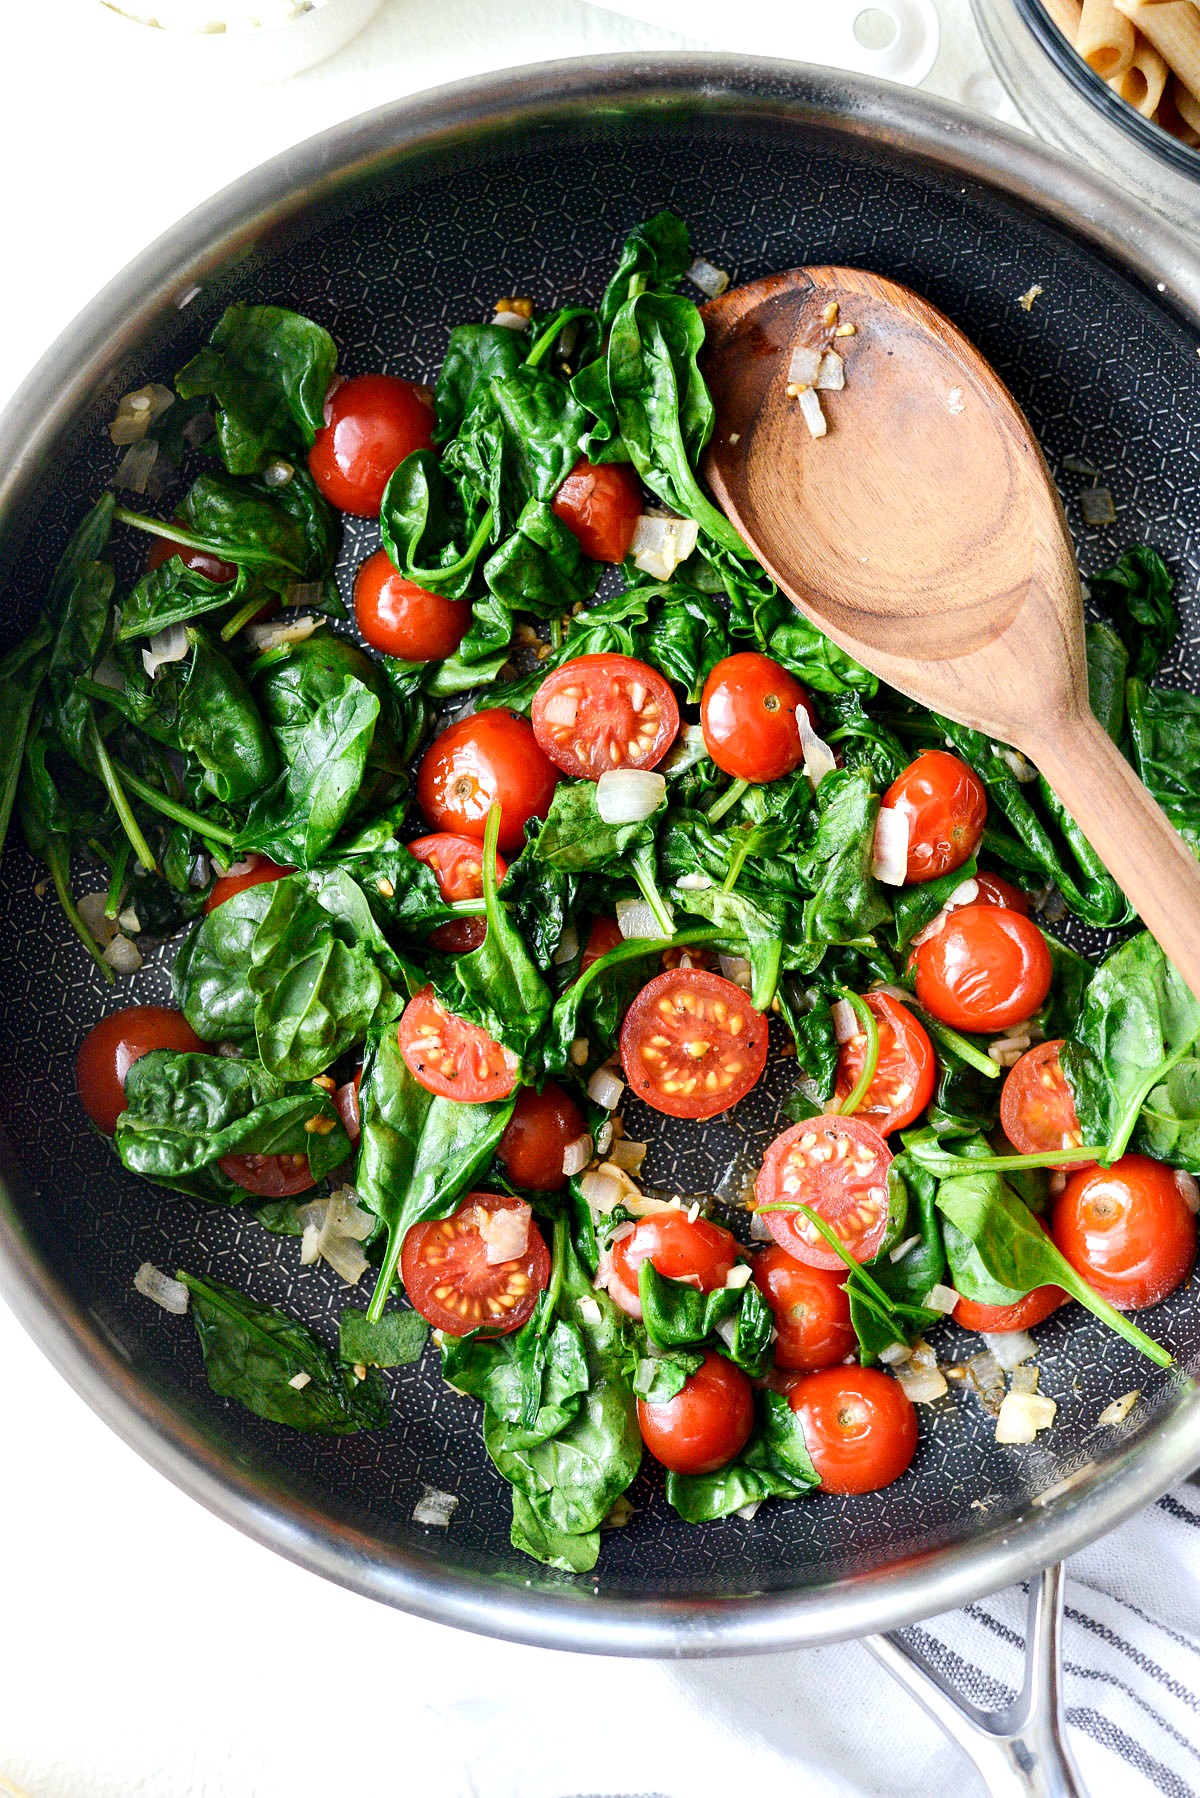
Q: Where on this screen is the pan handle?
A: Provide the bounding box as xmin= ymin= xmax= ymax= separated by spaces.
xmin=863 ymin=1563 xmax=1087 ymax=1798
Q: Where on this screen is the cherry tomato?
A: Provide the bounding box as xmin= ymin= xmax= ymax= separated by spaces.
xmin=308 ymin=373 xmax=435 ymax=516
xmin=417 ymin=710 xmax=560 ymax=854
xmin=914 ymin=905 xmax=1052 ymax=1033
xmin=883 ymin=751 xmax=987 ymax=884
xmin=699 ymin=652 xmax=816 ymax=784
xmin=787 ymin=1365 xmax=918 ymax=1494
xmin=619 ymin=968 xmax=769 ymax=1120
xmin=353 ymin=548 xmax=471 ymax=662
xmin=968 ymin=872 xmax=1030 ymax=914
xmin=76 ymin=1005 xmax=207 ymax=1135
xmin=953 ymin=1285 xmax=1068 ymax=1333
xmin=551 ymin=458 xmax=642 ymax=563
xmin=753 ymin=1244 xmax=856 ymax=1370
xmin=496 ymin=1081 xmax=586 ymax=1192
xmin=402 ymin=1191 xmax=550 ymax=1336
xmin=407 ymin=832 xmax=507 ymax=954
xmin=334 ymin=1071 xmax=362 ymax=1145
xmin=637 ymin=1350 xmax=754 ymax=1476
xmin=581 ymin=915 xmax=624 ymax=974
xmin=398 ymin=987 xmax=517 ymax=1103
xmin=607 ymin=1210 xmax=740 ymax=1320
xmin=1000 ymin=1040 xmax=1088 ymax=1167
xmin=1052 ymin=1155 xmax=1197 ymax=1310
xmin=146 ymin=525 xmax=237 ymax=586
xmin=218 ymin=1152 xmax=315 ymax=1198
xmin=205 ymin=854 xmax=294 ymax=913
xmin=834 ymin=993 xmax=935 ymax=1135
xmin=531 ymin=654 xmax=679 ymax=780
xmin=756 ymin=1114 xmax=893 ymax=1271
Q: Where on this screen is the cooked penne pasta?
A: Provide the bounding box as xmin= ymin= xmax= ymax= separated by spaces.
xmin=1041 ymin=0 xmax=1084 ymax=38
xmin=1078 ymin=0 xmax=1137 ymax=75
xmin=1113 ymin=0 xmax=1200 ymax=101
xmin=1108 ymin=29 xmax=1171 ymax=112
xmin=1155 ymin=77 xmax=1200 ymax=140
xmin=1174 ymin=68 xmax=1200 ymax=125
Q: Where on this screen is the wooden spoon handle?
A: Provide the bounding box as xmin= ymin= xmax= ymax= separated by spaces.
xmin=1029 ymin=710 xmax=1200 ymax=1000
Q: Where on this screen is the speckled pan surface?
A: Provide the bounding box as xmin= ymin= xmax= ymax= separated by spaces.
xmin=1 ymin=58 xmax=1199 ymax=1653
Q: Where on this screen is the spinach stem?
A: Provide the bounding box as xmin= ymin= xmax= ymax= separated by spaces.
xmin=1057 ymin=1268 xmax=1172 ymax=1367
xmin=88 ymin=713 xmax=157 ymax=874
xmin=114 ymin=506 xmax=302 ymax=576
xmin=404 ymin=506 xmax=494 ymax=587
xmin=549 ymin=616 xmax=564 ymax=651
xmin=630 ymin=842 xmax=675 ymax=937
xmin=220 ymin=590 xmax=269 ymax=643
xmin=104 ymin=840 xmax=130 ymax=920
xmin=832 ymin=990 xmax=879 ymax=1118
xmin=706 ymin=776 xmax=751 ymax=825
xmin=720 ymin=830 xmax=753 ymax=893
xmin=47 ymin=847 xmax=113 ymax=983
xmin=759 ymin=1200 xmax=928 ymax=1329
xmin=750 ymin=939 xmax=783 ymax=1014
xmin=109 ymin=759 xmax=237 ymax=846
xmin=908 ymin=1001 xmax=1001 ymax=1080
xmin=525 ymin=306 xmax=594 ymax=370
xmin=545 ymin=1212 xmax=569 ymax=1314
xmin=917 ymin=1145 xmax=1109 ymax=1177
xmin=568 ymin=926 xmax=723 ymax=1012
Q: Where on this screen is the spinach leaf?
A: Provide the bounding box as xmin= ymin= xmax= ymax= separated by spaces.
xmin=849 ymin=1152 xmax=946 ymax=1361
xmin=598 ymin=209 xmax=693 ymax=329
xmin=497 ymin=845 xmax=572 ymax=971
xmin=175 ymin=303 xmax=338 ymax=475
xmin=339 ymin=1307 xmax=428 ymax=1368
xmin=664 ymin=1390 xmax=819 ymax=1523
xmin=177 ymin=473 xmax=307 ymax=576
xmin=639 ymin=1260 xmax=772 ymax=1376
xmin=0 ymin=618 xmax=53 ymax=856
xmin=819 ymin=690 xmax=908 ymax=785
xmin=795 ymin=769 xmax=890 ymax=945
xmin=434 ymin=323 xmax=527 ymax=442
xmin=173 ymin=880 xmax=277 ymax=1044
xmin=117 ymin=559 xmax=264 ymax=642
xmin=252 ymin=631 xmax=404 ymax=775
xmin=246 ymin=875 xmax=386 ymax=1080
xmin=380 ymin=451 xmax=488 ymax=598
xmin=1085 ymin=621 xmax=1129 ymax=742
xmin=891 ymin=856 xmax=977 ymax=953
xmin=667 ymin=880 xmax=792 ymax=1010
xmin=443 ymin=364 xmax=587 ymax=528
xmin=1089 ymin=544 xmax=1177 ymax=683
xmin=178 ymin=1270 xmax=388 ymax=1434
xmin=532 ymin=778 xmax=662 ymax=873
xmin=763 ymin=610 xmax=878 ymax=698
xmin=641 ymin=584 xmax=729 ymax=702
xmin=1126 ymin=679 xmax=1200 ymax=856
xmin=632 ymin=1347 xmax=704 ymax=1403
xmin=238 ymin=676 xmax=380 ymax=866
xmin=480 ymin=498 xmax=596 ymax=619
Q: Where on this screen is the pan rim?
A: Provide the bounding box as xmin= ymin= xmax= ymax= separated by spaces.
xmin=2 ymin=52 xmax=1199 ymax=1654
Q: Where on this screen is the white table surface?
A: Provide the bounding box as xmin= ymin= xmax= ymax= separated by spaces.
xmin=0 ymin=7 xmax=1019 ymax=1796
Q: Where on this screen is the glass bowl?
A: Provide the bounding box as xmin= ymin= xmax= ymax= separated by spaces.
xmin=970 ymin=0 xmax=1200 ymax=232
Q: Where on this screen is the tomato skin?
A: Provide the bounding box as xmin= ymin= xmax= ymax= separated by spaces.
xmin=619 ymin=968 xmax=769 ymax=1121
xmin=970 ymin=872 xmax=1030 ymax=914
xmin=205 ymin=854 xmax=295 ymax=913
xmin=787 ymin=1366 xmax=918 ymax=1494
xmin=531 ymin=654 xmax=680 ymax=780
xmin=914 ymin=905 xmax=1052 ymax=1032
xmin=146 ymin=527 xmax=237 ymax=586
xmin=581 ymin=915 xmax=624 ymax=974
xmin=756 ymin=1114 xmax=893 ymax=1270
xmin=551 ymin=458 xmax=642 ymax=562
xmin=753 ymin=1244 xmax=856 ymax=1370
xmin=398 ymin=988 xmax=517 ymax=1103
xmin=353 ymin=547 xmax=471 ymax=662
xmin=417 ymin=710 xmax=560 ymax=854
xmin=402 ymin=1191 xmax=550 ymax=1337
xmin=218 ymin=1152 xmax=316 ymax=1198
xmin=496 ymin=1082 xmax=586 ymax=1192
xmin=407 ymin=832 xmax=507 ymax=954
xmin=1001 ymin=1039 xmax=1088 ymax=1168
xmin=1051 ymin=1155 xmax=1197 ymax=1310
xmin=699 ymin=653 xmax=816 ymax=784
xmin=953 ymin=1285 xmax=1068 ymax=1333
xmin=834 ymin=992 xmax=935 ymax=1135
xmin=334 ymin=1071 xmax=362 ymax=1145
xmin=607 ymin=1210 xmax=739 ymax=1320
xmin=308 ymin=373 xmax=435 ymax=516
xmin=637 ymin=1350 xmax=754 ymax=1475
xmin=76 ymin=1005 xmax=207 ymax=1135
xmin=884 ymin=751 xmax=987 ymax=884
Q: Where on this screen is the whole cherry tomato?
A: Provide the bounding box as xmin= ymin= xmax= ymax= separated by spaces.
xmin=1052 ymin=1155 xmax=1197 ymax=1310
xmin=637 ymin=1350 xmax=754 ymax=1476
xmin=787 ymin=1365 xmax=918 ymax=1494
xmin=76 ymin=1006 xmax=207 ymax=1135
xmin=551 ymin=459 xmax=643 ymax=562
xmin=700 ymin=652 xmax=816 ymax=784
xmin=308 ymin=373 xmax=435 ymax=515
xmin=496 ymin=1082 xmax=586 ymax=1192
xmin=883 ymin=751 xmax=987 ymax=884
xmin=914 ymin=905 xmax=1051 ymax=1032
xmin=417 ymin=711 xmax=560 ymax=854
xmin=753 ymin=1244 xmax=856 ymax=1370
xmin=607 ymin=1210 xmax=739 ymax=1320
xmin=353 ymin=548 xmax=472 ymax=662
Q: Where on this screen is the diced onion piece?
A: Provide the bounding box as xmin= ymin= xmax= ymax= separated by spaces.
xmin=895 ymin=1362 xmax=948 ymax=1403
xmin=1010 ymin=1363 xmax=1040 ymax=1395
xmin=142 ymin=622 xmax=190 ymax=681
xmin=608 ymin=1137 xmax=646 ymax=1174
xmin=1080 ymin=487 xmax=1116 ymax=526
xmin=541 ymin=690 xmax=578 ymax=728
xmin=714 ymin=1314 xmax=739 ymax=1351
xmin=109 ymin=383 xmax=175 ymax=445
xmin=477 ymin=1199 xmax=531 ymax=1266
xmin=995 ymin=1390 xmax=1057 ymax=1444
xmin=103 ymin=935 xmax=143 ymax=974
xmin=815 ymin=350 xmax=845 ymax=391
xmin=787 ymin=344 xmax=822 ymax=387
xmin=718 ymin=954 xmax=753 ymax=991
xmin=552 ymin=922 xmax=579 ymax=965
xmin=1000 ymin=747 xmax=1038 ymax=783
xmin=596 ymin=768 xmax=666 ymax=825
xmin=660 ymin=723 xmax=708 ymax=775
xmin=688 ymin=256 xmax=729 ymax=298
xmin=78 ymin=891 xmax=119 ymax=949
xmin=616 ymin=897 xmax=662 ymax=940
xmin=262 ymin=459 xmax=294 ymax=488
xmin=725 ymin=1262 xmax=753 ymax=1290
xmin=888 ymin=1234 xmax=921 ymax=1265
xmin=983 ymin=1328 xmax=1038 ymax=1371
xmin=587 ymin=1065 xmax=625 ymax=1111
xmin=117 ymin=906 xmax=141 ymax=935
xmin=1097 ymin=1389 xmax=1140 ymax=1426
xmin=677 ymin=872 xmax=712 ymax=891
xmin=114 ymin=438 xmax=160 ymax=495
xmin=562 ymin=1134 xmax=593 ymax=1178
xmin=287 ymin=1371 xmax=311 ymax=1390
xmin=297 ymin=1187 xmax=374 ymax=1285
xmin=923 ymin=1283 xmax=959 ymax=1315
xmin=492 ymin=310 xmax=529 ymax=332
xmin=282 ymin=580 xmax=324 ymax=609
xmin=908 ymin=1337 xmax=938 ymax=1371
xmin=569 ymin=1036 xmax=589 ymax=1067
xmin=630 ymin=513 xmax=700 ymax=580
xmin=910 ymin=909 xmax=948 ymax=949
xmin=246 ymin=616 xmax=320 ymax=652
xmin=947 ymin=877 xmax=979 ymax=907
xmin=872 ymin=806 xmax=909 ymax=885
xmin=134 ymin=1262 xmax=189 ymax=1314
xmin=831 ymin=998 xmax=858 ymax=1045
xmin=966 ymin=1349 xmax=1006 ymax=1415
xmin=413 ymin=1486 xmax=459 ymax=1527
xmin=878 ymin=1340 xmax=912 ymax=1366
xmin=580 ymin=1168 xmax=623 ymax=1215
xmin=1175 ymin=1170 xmax=1200 ymax=1214
xmin=577 ymin=1295 xmax=603 ymax=1326
xmin=735 ymin=1501 xmax=762 ymax=1522
xmin=798 ymin=387 xmax=827 ymax=439
xmin=594 ymin=1118 xmax=614 ymax=1158
xmin=798 ymin=707 xmax=837 ymax=788
xmin=750 ymin=1210 xmax=773 ymax=1241
xmin=90 ymin=654 xmax=127 ymax=695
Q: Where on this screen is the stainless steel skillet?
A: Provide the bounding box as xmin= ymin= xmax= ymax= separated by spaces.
xmin=1 ymin=56 xmax=1199 ymax=1797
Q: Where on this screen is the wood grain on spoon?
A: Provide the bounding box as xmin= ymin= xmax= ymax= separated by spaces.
xmin=700 ymin=266 xmax=1200 ymax=998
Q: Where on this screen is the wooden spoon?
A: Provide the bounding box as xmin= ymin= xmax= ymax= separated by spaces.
xmin=700 ymin=266 xmax=1200 ymax=995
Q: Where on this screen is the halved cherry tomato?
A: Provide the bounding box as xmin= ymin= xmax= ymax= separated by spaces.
xmin=334 ymin=1070 xmax=362 ymax=1145
xmin=205 ymin=853 xmax=295 ymax=913
xmin=753 ymin=1243 xmax=856 ymax=1370
xmin=76 ymin=1005 xmax=207 ymax=1135
xmin=953 ymin=1285 xmax=1068 ymax=1333
xmin=756 ymin=1114 xmax=893 ymax=1271
xmin=496 ymin=1081 xmax=586 ymax=1192
xmin=407 ymin=832 xmax=507 ymax=954
xmin=787 ymin=1365 xmax=918 ymax=1494
xmin=619 ymin=968 xmax=768 ymax=1120
xmin=402 ymin=1191 xmax=550 ymax=1336
xmin=417 ymin=710 xmax=560 ymax=854
xmin=1001 ymin=1040 xmax=1088 ymax=1167
xmin=637 ymin=1349 xmax=754 ymax=1475
xmin=699 ymin=652 xmax=816 ymax=784
xmin=531 ymin=654 xmax=679 ymax=780
xmin=398 ymin=988 xmax=517 ymax=1103
xmin=1051 ymin=1155 xmax=1197 ymax=1310
xmin=551 ymin=459 xmax=642 ymax=563
xmin=968 ymin=872 xmax=1030 ymax=914
xmin=308 ymin=373 xmax=435 ymax=516
xmin=146 ymin=525 xmax=237 ymax=586
xmin=834 ymin=992 xmax=935 ymax=1135
xmin=914 ymin=905 xmax=1052 ymax=1033
xmin=353 ymin=548 xmax=472 ymax=662
xmin=218 ymin=1152 xmax=315 ymax=1199
xmin=607 ymin=1210 xmax=739 ymax=1320
xmin=883 ymin=751 xmax=987 ymax=884
xmin=581 ymin=915 xmax=624 ymax=974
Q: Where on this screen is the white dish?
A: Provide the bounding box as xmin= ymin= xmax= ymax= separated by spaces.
xmin=80 ymin=0 xmax=387 ymax=82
